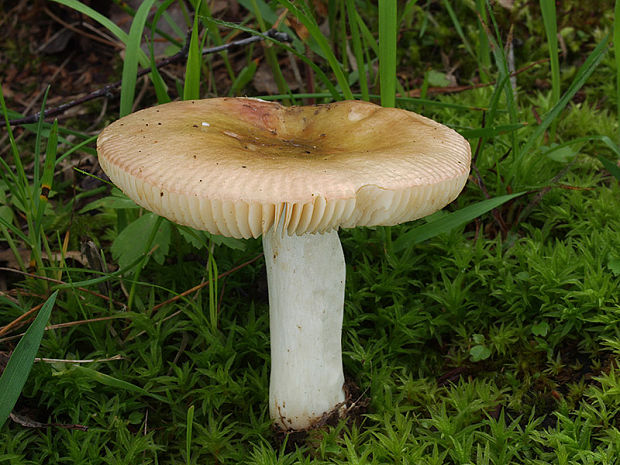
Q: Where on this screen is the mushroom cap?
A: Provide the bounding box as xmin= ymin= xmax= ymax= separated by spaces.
xmin=97 ymin=98 xmax=471 ymax=239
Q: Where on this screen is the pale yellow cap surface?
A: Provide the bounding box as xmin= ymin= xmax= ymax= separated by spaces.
xmin=97 ymin=98 xmax=471 ymax=239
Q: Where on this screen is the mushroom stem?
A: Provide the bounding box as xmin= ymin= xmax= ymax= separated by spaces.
xmin=263 ymin=224 xmax=346 ymax=431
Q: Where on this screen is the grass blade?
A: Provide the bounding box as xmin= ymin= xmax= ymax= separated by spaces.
xmin=540 ymin=0 xmax=560 ymax=140
xmin=278 ymin=0 xmax=353 ymax=100
xmin=206 ymin=18 xmax=342 ymax=100
xmin=0 ymin=291 xmax=58 ymax=428
xmin=517 ymin=33 xmax=610 ymax=174
xmin=379 ymin=0 xmax=397 ymax=107
xmin=237 ymin=0 xmax=305 ymax=54
xmin=147 ymin=37 xmax=171 ymax=104
xmin=615 ymin=0 xmax=620 ymax=142
xmin=249 ymin=0 xmax=292 ymax=102
xmin=199 ymin=1 xmax=237 ymax=82
xmin=346 ymin=0 xmax=369 ymax=101
xmin=475 ymin=0 xmax=491 ymax=82
xmin=230 ymin=60 xmax=259 ymax=96
xmin=52 ymin=0 xmax=148 ymax=66
xmin=186 ymin=405 xmax=195 ymax=465
xmin=120 ymin=0 xmax=158 ymax=117
xmin=71 ymin=366 xmax=166 ymax=402
xmin=34 ymin=119 xmax=58 ymax=240
xmin=0 ymin=83 xmax=29 ymax=204
xmin=183 ymin=4 xmax=202 ymax=101
xmin=442 ymin=0 xmax=475 ymax=60
xmin=598 ymin=155 xmax=620 ymax=181
xmin=0 ymin=214 xmax=30 ymax=244
xmin=392 ymin=192 xmax=526 ymax=252
xmin=483 ymin=1 xmax=519 ymax=157
xmin=458 ymin=122 xmax=527 ymax=139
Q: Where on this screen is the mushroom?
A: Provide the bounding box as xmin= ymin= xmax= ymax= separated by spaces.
xmin=97 ymin=97 xmax=471 ymax=431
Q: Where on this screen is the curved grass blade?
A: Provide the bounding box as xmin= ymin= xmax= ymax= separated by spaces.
xmin=206 ymin=18 xmax=341 ymax=100
xmin=71 ymin=366 xmax=166 ymax=402
xmin=379 ymin=0 xmax=397 ymax=107
xmin=615 ymin=0 xmax=620 ymax=142
xmin=458 ymin=122 xmax=527 ymax=139
xmin=442 ymin=0 xmax=475 ymax=60
xmin=346 ymin=0 xmax=369 ymax=101
xmin=0 ymin=291 xmax=58 ymax=428
xmin=392 ymin=192 xmax=526 ymax=252
xmin=540 ymin=0 xmax=560 ymax=140
xmin=517 ymin=33 xmax=610 ymax=174
xmin=120 ymin=0 xmax=158 ymax=117
xmin=237 ymin=0 xmax=305 ymax=54
xmin=183 ymin=4 xmax=202 ymax=101
xmin=278 ymin=0 xmax=353 ymax=100
xmin=52 ymin=0 xmax=148 ymax=66
xmin=598 ymin=155 xmax=620 ymax=181
xmin=249 ymin=0 xmax=291 ymax=102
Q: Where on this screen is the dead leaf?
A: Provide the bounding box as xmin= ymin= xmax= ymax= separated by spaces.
xmin=498 ymin=0 xmax=514 ymax=9
xmin=10 ymin=411 xmax=89 ymax=431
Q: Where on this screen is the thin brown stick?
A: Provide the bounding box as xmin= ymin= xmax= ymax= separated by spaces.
xmin=44 ymin=7 xmax=122 ymax=49
xmin=150 ymin=253 xmax=263 ymax=313
xmin=0 ymin=253 xmax=264 ymax=344
xmin=0 ymin=315 xmax=128 ymax=344
xmin=402 ymin=58 xmax=549 ymax=98
xmin=0 ymin=302 xmax=44 ymax=338
xmin=8 ymin=30 xmax=291 ymax=126
xmin=0 ymin=267 xmax=122 ymax=306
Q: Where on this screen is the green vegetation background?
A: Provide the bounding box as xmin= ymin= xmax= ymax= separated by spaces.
xmin=0 ymin=0 xmax=619 ymax=463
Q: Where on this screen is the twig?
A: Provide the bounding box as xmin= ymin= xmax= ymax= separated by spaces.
xmin=512 ymin=163 xmax=578 ymax=230
xmin=0 ymin=266 xmax=123 ymax=306
xmin=35 ymin=354 xmax=123 ymax=363
xmin=468 ymin=111 xmax=509 ymax=237
xmin=10 ymin=411 xmax=89 ymax=431
xmin=44 ymin=6 xmax=121 ymax=49
xmin=0 ymin=315 xmax=128 ymax=344
xmin=8 ymin=30 xmax=292 ymax=126
xmin=150 ymin=253 xmax=263 ymax=313
xmin=125 ymin=253 xmax=264 ymax=343
xmin=402 ymin=58 xmax=549 ymax=98
xmin=0 ymin=302 xmax=44 ymax=338
xmin=1 ymin=253 xmax=264 ymax=344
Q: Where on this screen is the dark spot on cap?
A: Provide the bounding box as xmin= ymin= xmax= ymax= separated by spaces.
xmin=158 ymin=122 xmax=162 ymax=125
xmin=242 ymin=165 xmax=247 ymax=168
xmin=192 ymin=124 xmax=198 ymax=128
xmin=160 ymin=192 xmax=164 ymax=197
xmin=193 ymin=155 xmax=197 ymax=159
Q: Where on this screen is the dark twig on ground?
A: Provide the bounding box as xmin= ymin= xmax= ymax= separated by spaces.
xmin=8 ymin=29 xmax=292 ymax=126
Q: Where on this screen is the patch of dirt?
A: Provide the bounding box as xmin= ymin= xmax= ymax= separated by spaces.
xmin=0 ymin=1 xmax=121 ymax=119
xmin=271 ymin=378 xmax=369 ymax=452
